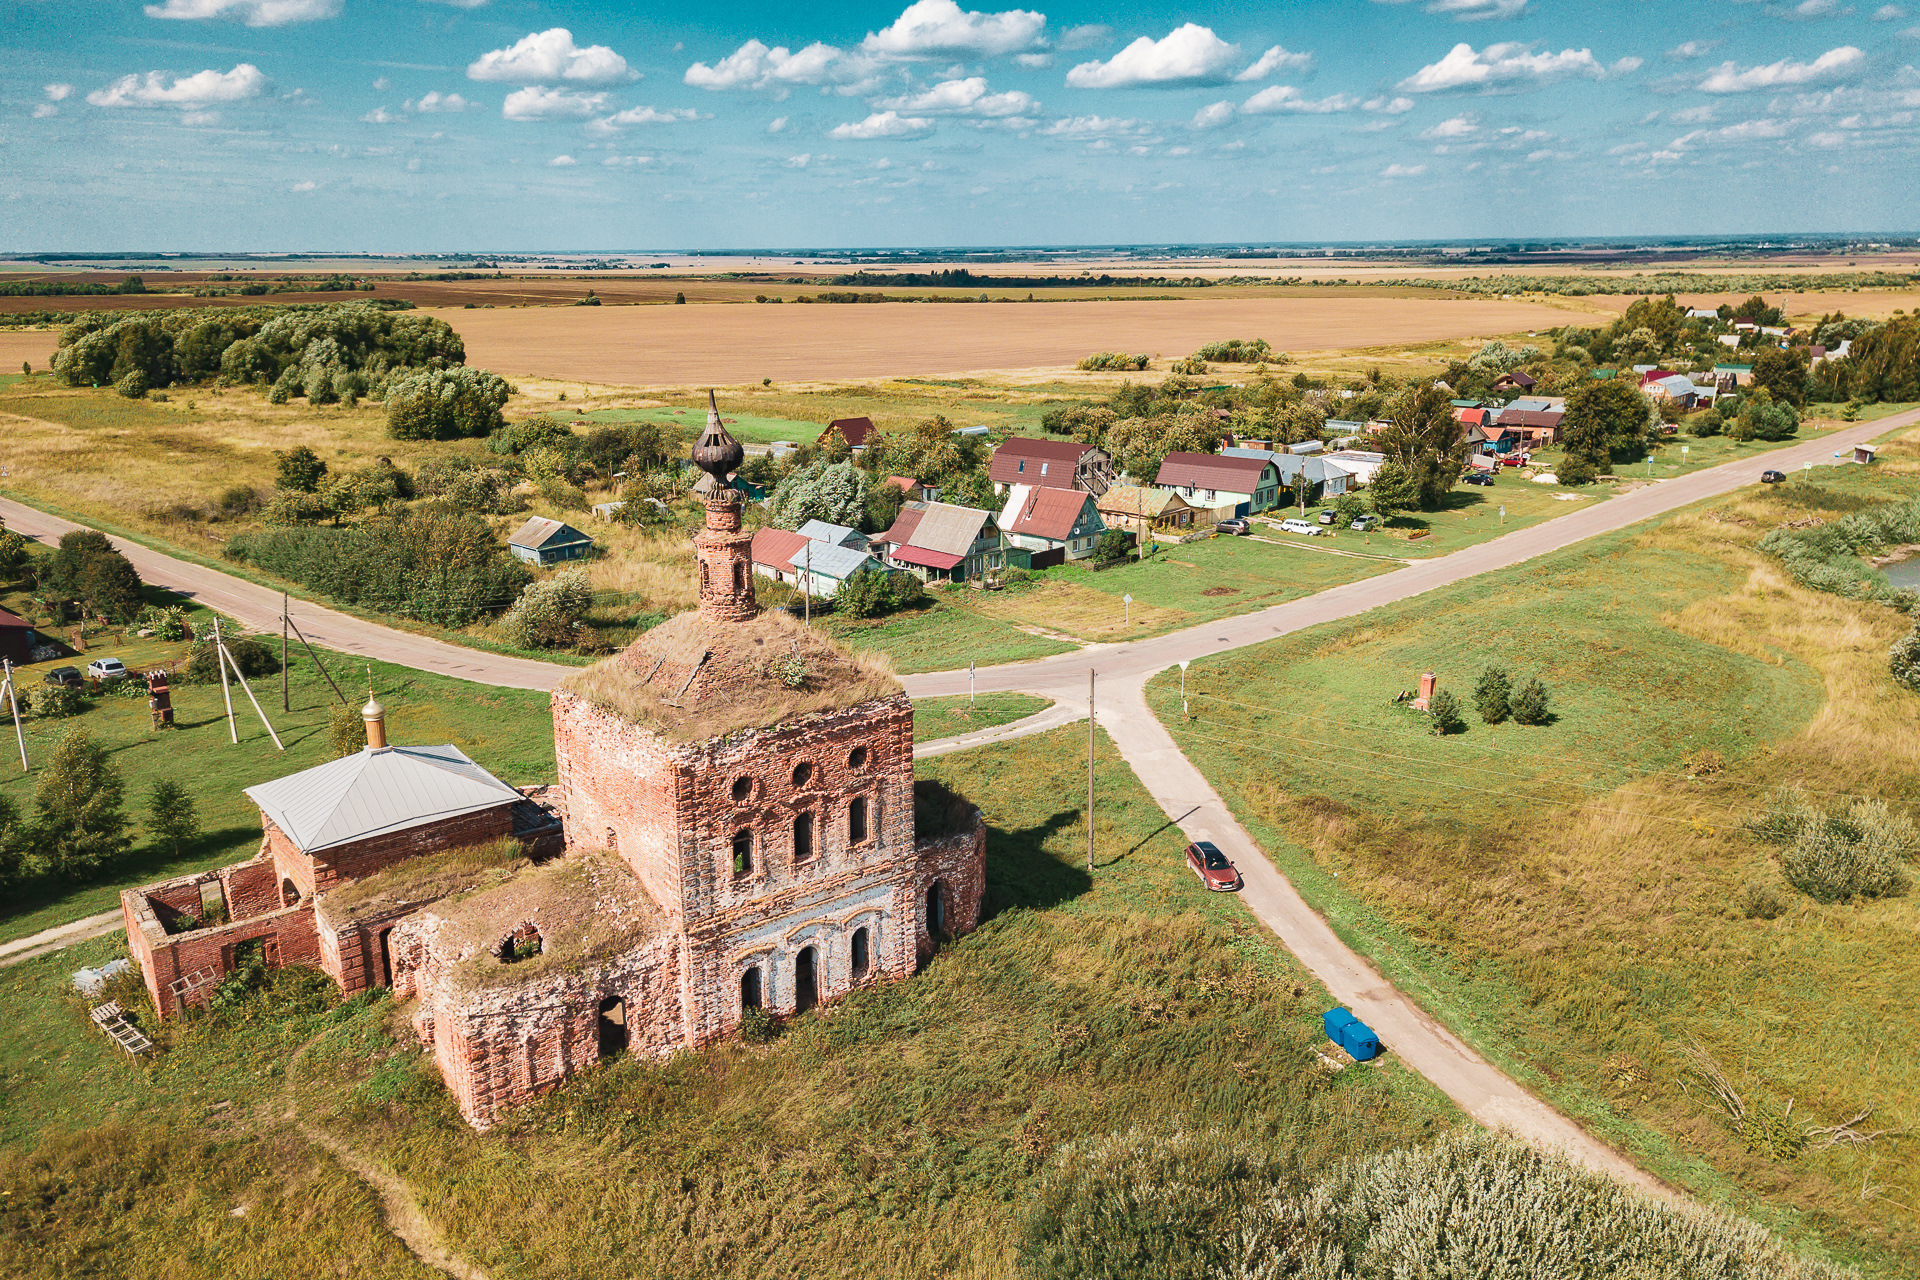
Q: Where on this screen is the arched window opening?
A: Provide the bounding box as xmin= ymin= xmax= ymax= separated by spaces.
xmin=795 ymin=946 xmax=818 ymax=1012
xmin=733 ymin=561 xmax=745 ymax=592
xmin=700 ymin=562 xmax=710 ymax=590
xmin=377 ymin=927 xmax=395 ymax=988
xmin=848 ymin=796 xmax=868 ymax=844
xmin=597 ymin=997 xmax=627 ymax=1057
xmin=740 ymin=967 xmax=763 ymax=1011
xmin=927 ymin=880 xmax=948 ymax=939
xmin=731 ymin=776 xmax=752 ymax=803
xmin=851 ymin=926 xmax=870 ymax=982
xmin=791 ymin=761 xmax=814 ymax=788
xmin=732 ymin=828 xmax=754 ymax=876
xmin=281 ymin=878 xmax=301 ymax=907
xmin=848 ymin=746 xmax=868 ymax=769
xmin=497 ymin=925 xmax=543 ymax=964
xmin=793 ymin=812 xmax=814 ymax=862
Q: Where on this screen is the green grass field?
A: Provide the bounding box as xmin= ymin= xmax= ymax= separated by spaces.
xmin=1146 ymin=456 xmax=1920 ymax=1276
xmin=910 ymin=693 xmax=1051 ymax=743
xmin=0 ymin=727 xmax=1458 ymax=1279
xmin=821 ymin=594 xmax=1076 ymax=674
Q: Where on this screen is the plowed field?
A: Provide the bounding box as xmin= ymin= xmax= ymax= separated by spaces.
xmin=437 ymin=295 xmax=1578 ymax=386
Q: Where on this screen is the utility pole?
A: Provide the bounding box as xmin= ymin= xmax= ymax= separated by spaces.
xmin=1086 ymin=669 xmax=1095 ymax=874
xmin=281 ymin=591 xmax=289 ymax=712
xmin=1180 ymin=659 xmax=1190 ymax=720
xmin=213 ymin=617 xmax=238 ymax=744
xmin=969 ymin=659 xmax=975 ymax=705
xmin=804 ymin=540 xmax=811 ymax=626
xmin=2 ymin=659 xmax=25 ymax=773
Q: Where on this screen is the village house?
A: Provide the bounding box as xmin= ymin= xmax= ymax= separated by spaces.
xmin=121 ymin=398 xmax=987 ymax=1133
xmin=986 ymin=438 xmax=1117 ymax=499
xmin=872 ymin=500 xmax=1006 ymax=583
xmin=1153 ymin=452 xmax=1280 ymax=521
xmin=1324 ymin=450 xmax=1386 ymax=486
xmin=794 ymin=520 xmax=869 ymax=553
xmin=996 ymin=484 xmax=1107 ymax=565
xmin=1221 ymin=446 xmax=1350 ymax=504
xmin=507 ymin=516 xmax=595 ymax=566
xmin=1713 ymin=364 xmax=1755 ymax=391
xmin=1494 ymin=397 xmax=1566 ymax=448
xmin=1096 ymin=485 xmax=1196 ymax=536
xmin=817 ymin=416 xmax=876 ymax=455
xmin=749 ymin=526 xmax=885 ymax=598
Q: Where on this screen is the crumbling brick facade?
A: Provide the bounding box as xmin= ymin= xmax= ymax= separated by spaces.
xmin=122 ymin=855 xmax=323 ymax=1018
xmin=268 ymin=805 xmax=515 ymax=905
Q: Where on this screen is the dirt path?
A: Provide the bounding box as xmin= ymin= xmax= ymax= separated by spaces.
xmin=285 ymin=1036 xmax=492 ymax=1280
xmin=0 ymin=909 xmax=123 ymax=966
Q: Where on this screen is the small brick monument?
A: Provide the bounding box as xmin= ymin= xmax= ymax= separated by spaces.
xmin=121 ymin=394 xmax=987 ymax=1129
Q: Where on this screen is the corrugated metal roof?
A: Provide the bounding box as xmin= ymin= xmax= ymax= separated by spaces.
xmin=824 ymin=416 xmax=875 ymax=447
xmin=875 ymin=506 xmax=924 ymax=549
xmin=508 ymin=516 xmax=592 ymax=550
xmin=988 ymin=437 xmax=1091 ymax=487
xmin=888 ymin=544 xmax=965 ymax=571
xmin=796 ymin=519 xmax=864 ymax=547
xmin=998 ymin=484 xmax=1093 ymax=541
xmin=803 ymin=542 xmax=876 ymax=580
xmin=243 ymin=744 xmax=525 ymax=855
xmin=901 ymin=501 xmax=993 ymax=556
xmin=750 ymin=527 xmax=811 ymax=573
xmin=1097 ymin=485 xmax=1186 ymax=518
xmin=1154 ymin=451 xmax=1275 ymax=494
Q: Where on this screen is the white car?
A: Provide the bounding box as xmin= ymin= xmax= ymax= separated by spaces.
xmin=85 ymin=658 xmax=130 ymax=682
xmin=1279 ymin=518 xmax=1322 ymax=536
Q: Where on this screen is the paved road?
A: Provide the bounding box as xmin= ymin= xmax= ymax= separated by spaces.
xmin=0 ymin=499 xmax=561 ymax=692
xmin=898 ymin=412 xmax=1910 ymax=1192
xmin=8 ymin=415 xmax=1907 ymax=1183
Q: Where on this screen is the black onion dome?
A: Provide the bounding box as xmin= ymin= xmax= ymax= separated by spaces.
xmin=690 ymin=389 xmax=745 ymax=490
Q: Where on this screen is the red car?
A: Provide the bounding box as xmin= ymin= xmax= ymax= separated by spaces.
xmin=1185 ymin=840 xmax=1242 ymax=891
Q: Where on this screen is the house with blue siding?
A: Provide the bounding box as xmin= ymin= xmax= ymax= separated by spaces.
xmin=507 ymin=516 xmax=594 ymax=566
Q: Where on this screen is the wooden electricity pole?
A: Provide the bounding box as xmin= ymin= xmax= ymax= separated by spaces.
xmin=1087 ymin=669 xmax=1095 ymax=874
xmin=281 ymin=591 xmax=290 ymax=712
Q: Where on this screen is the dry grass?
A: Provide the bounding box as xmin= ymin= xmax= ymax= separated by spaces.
xmin=439 ymin=847 xmax=663 ymax=990
xmin=557 ymin=609 xmax=902 ymax=741
xmin=317 ymin=838 xmax=523 ymax=931
xmin=970 ymin=579 xmax=1192 ymax=640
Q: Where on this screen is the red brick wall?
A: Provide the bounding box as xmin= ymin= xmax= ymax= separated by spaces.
xmin=265 ymin=805 xmax=515 ymax=900
xmin=915 ymin=815 xmax=987 ymax=964
xmin=124 ymin=890 xmax=322 ymax=1018
xmin=221 ymin=855 xmax=280 ymax=920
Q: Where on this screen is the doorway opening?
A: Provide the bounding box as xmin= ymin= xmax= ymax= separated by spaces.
xmin=597 ymin=997 xmax=628 ymax=1057
xmin=795 ymin=946 xmax=818 ymax=1012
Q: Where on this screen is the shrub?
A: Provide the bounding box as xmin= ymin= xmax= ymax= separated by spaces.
xmin=1192 ymin=338 xmax=1274 ymax=363
xmin=537 ymin=478 xmax=590 ymax=512
xmin=738 ymin=1007 xmax=778 ymax=1044
xmin=1736 ymin=879 xmax=1789 ymax=920
xmin=1892 ymin=623 xmax=1920 ymax=692
xmin=1170 ymin=356 xmax=1209 ymax=376
xmin=1553 ymin=454 xmax=1597 ymax=486
xmin=385 ymin=365 xmax=511 ymax=441
xmin=1093 ymin=530 xmax=1133 ymax=567
xmin=1427 ymin=688 xmax=1464 ymax=735
xmin=34 ymin=683 xmax=85 ymax=719
xmin=328 ymin=702 xmax=367 ymax=757
xmin=114 ymin=369 xmax=147 ymax=398
xmin=836 ymin=567 xmax=923 ymax=619
xmin=1691 ymin=408 xmax=1724 ymax=437
xmin=1472 ymin=665 xmax=1511 ymax=724
xmin=1077 ymin=352 xmax=1150 ymax=372
xmin=499 ymin=570 xmax=594 ymax=650
xmin=178 ymin=633 xmax=282 ymax=685
xmin=274 ymin=445 xmax=328 ymax=493
xmin=1511 ymin=677 xmax=1550 ymax=725
xmin=1756 ymin=789 xmax=1914 ymax=903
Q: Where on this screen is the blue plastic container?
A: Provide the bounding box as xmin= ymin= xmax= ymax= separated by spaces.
xmin=1322 ymin=1007 xmax=1382 ymax=1061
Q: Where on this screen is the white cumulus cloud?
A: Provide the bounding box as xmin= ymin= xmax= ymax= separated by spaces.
xmin=585 ymin=105 xmax=708 ymax=137
xmin=409 ymin=91 xmax=471 ymax=112
xmin=1066 ymin=24 xmax=1245 ymax=88
xmin=361 ymin=106 xmax=400 ymax=123
xmin=1380 ymin=162 xmax=1427 ymax=175
xmin=1398 ymin=41 xmax=1607 ymax=92
xmin=501 ymin=86 xmax=610 ymax=120
xmin=1420 ymin=113 xmax=1480 ymax=138
xmin=1241 ymin=85 xmax=1356 ymax=112
xmin=32 ymin=104 xmax=59 ymax=119
xmin=1363 ymin=94 xmax=1416 ymax=113
xmin=1698 ymin=46 xmax=1865 ymax=92
xmin=829 ymin=110 xmax=933 ymax=138
xmin=1666 ymin=40 xmax=1722 ymax=60
xmin=1235 ymin=45 xmax=1313 ymax=81
xmin=684 ymin=39 xmax=878 ymax=93
xmin=469 ymin=29 xmax=633 ymax=85
xmin=87 ymin=64 xmax=268 ymax=108
xmin=145 ymin=0 xmax=339 ymax=25
xmin=1372 ymin=0 xmax=1528 ymax=20
xmin=44 ymin=84 xmax=73 ymax=102
xmin=861 ymin=0 xmax=1046 ymax=58
xmin=1874 ymin=4 xmax=1907 ymax=17
xmin=876 ymin=76 xmax=1038 ymax=115
xmin=548 ymin=154 xmax=577 ymax=166
xmin=1191 ymin=100 xmax=1235 ymax=128
xmin=1041 ymin=114 xmax=1142 ymax=135
xmin=290 ymin=179 xmax=317 ymax=191
xmin=766 ymin=115 xmax=790 ymax=133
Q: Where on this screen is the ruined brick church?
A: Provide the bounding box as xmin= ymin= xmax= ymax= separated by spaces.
xmin=121 ymin=398 xmax=986 ymax=1129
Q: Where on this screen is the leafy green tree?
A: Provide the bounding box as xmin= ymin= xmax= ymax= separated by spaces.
xmin=274 ymin=445 xmax=329 ymax=492
xmin=499 ymin=570 xmax=593 ymax=650
xmin=1105 ymin=410 xmax=1226 ymax=483
xmin=1428 ymin=688 xmax=1465 ymax=736
xmin=385 ymin=365 xmax=511 ymax=441
xmin=1736 ymin=388 xmax=1800 ymax=442
xmin=1367 ymin=460 xmax=1419 ymax=520
xmin=1374 ymin=383 xmax=1466 ymax=511
xmin=836 ymin=566 xmax=924 ymax=618
xmin=1890 ymin=624 xmax=1920 ymax=693
xmin=1511 ymin=678 xmax=1551 ymax=725
xmin=1562 ymin=380 xmax=1655 ymax=470
xmin=0 ymin=528 xmax=28 ymax=583
xmin=766 ymin=461 xmax=870 ymax=530
xmin=1473 ymin=666 xmax=1512 ymax=724
xmin=328 ymin=702 xmax=367 ymax=757
xmin=146 ymin=778 xmax=199 ymax=858
xmin=1332 ymin=493 xmax=1367 ymax=526
xmin=1093 ymin=530 xmax=1133 ymax=566
xmin=45 ymin=531 xmax=144 ymax=621
xmin=34 ymin=730 xmax=131 ymax=878
xmin=1690 ymin=408 xmax=1724 ymax=438
xmin=0 ymin=796 xmax=30 ymax=889
xmin=1751 ymin=346 xmax=1810 ymax=407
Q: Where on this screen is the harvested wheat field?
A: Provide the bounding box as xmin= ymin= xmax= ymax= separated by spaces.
xmin=438 ymin=295 xmax=1578 ymax=386
xmin=0 ymin=332 xmax=59 ymax=372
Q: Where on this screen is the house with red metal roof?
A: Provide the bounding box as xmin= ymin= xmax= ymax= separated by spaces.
xmin=871 ymin=500 xmax=1006 ymax=583
xmin=818 ymin=416 xmax=876 ymax=454
xmin=996 ymin=484 xmax=1107 ymax=563
xmin=987 ymin=438 xmax=1116 ymax=498
xmin=1151 ymin=452 xmax=1280 ymax=520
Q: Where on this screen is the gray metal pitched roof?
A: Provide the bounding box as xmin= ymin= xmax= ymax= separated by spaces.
xmin=508 ymin=516 xmax=593 ymax=550
xmin=796 ymin=519 xmax=864 ymax=547
xmin=243 ymin=744 xmax=525 ymax=855
xmin=804 ymin=542 xmax=877 ymax=580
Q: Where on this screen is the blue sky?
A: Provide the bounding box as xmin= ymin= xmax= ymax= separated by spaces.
xmin=2 ymin=0 xmax=1917 ymax=250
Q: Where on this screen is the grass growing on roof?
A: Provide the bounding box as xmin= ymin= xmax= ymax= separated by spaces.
xmin=441 ymin=847 xmax=664 ymax=990
xmin=1148 ymin=461 xmax=1920 ymax=1277
xmin=316 ymin=837 xmax=524 ymax=931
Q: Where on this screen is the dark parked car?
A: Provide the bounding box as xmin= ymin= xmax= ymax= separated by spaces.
xmin=1185 ymin=840 xmax=1242 ymax=892
xmin=1761 ymin=469 xmax=1787 ymax=484
xmin=1463 ymin=470 xmax=1496 ymax=487
xmin=42 ymin=666 xmax=81 ymax=687
xmin=1215 ymin=518 xmax=1251 ymax=536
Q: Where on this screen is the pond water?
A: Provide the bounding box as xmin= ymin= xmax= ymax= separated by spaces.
xmin=1877 ymin=556 xmax=1920 ymax=591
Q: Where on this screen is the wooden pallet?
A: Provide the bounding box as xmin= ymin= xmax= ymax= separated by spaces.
xmin=89 ymin=1000 xmax=153 ymax=1056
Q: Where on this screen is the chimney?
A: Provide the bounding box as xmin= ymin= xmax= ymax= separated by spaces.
xmin=362 ymin=673 xmax=388 ymax=751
